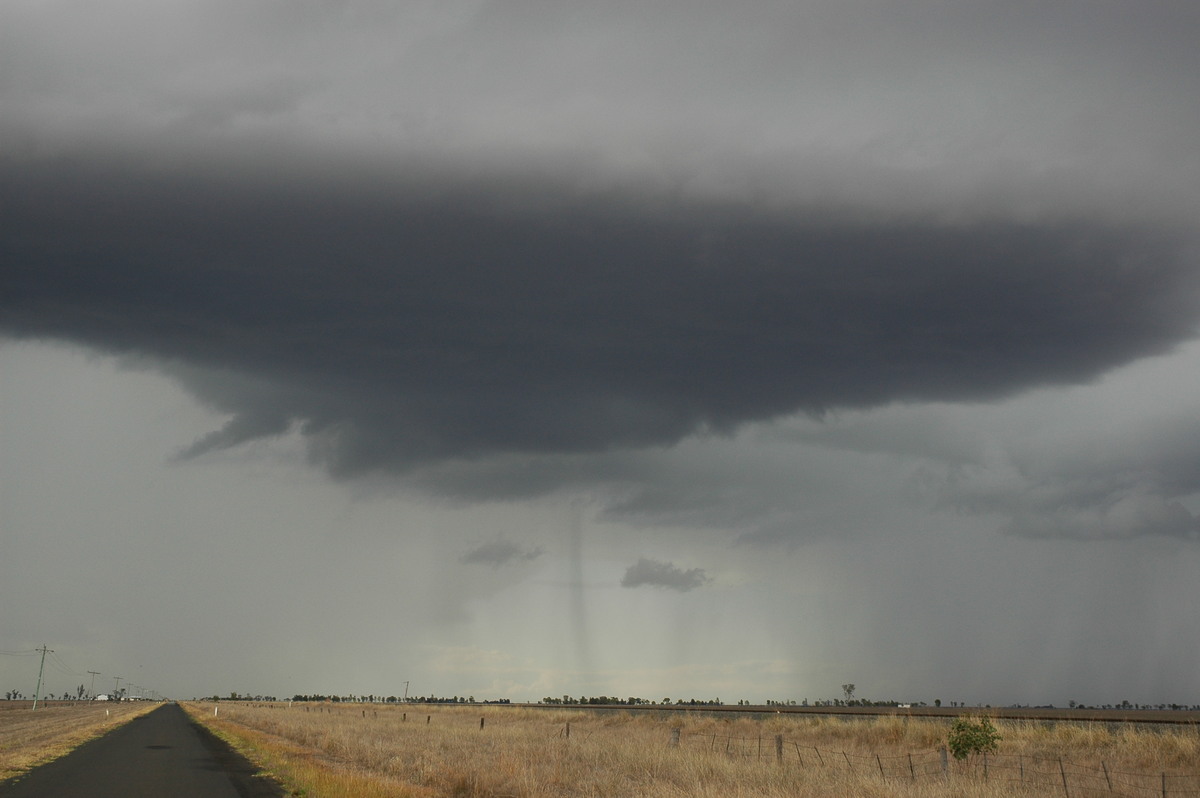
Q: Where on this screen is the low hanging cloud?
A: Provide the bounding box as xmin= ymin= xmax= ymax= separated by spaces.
xmin=459 ymin=539 xmax=545 ymax=568
xmin=3 ymin=0 xmax=1200 ymax=503
xmin=621 ymin=558 xmax=711 ymax=592
xmin=1005 ymin=492 xmax=1200 ymax=541
xmin=4 ymin=157 xmax=1198 ymax=493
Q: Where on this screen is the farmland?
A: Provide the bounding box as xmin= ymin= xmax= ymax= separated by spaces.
xmin=182 ymin=701 xmax=1200 ymax=797
xmin=0 ymin=700 xmax=157 ymax=780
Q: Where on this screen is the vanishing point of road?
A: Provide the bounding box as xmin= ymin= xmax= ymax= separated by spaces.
xmin=0 ymin=703 xmax=284 ymax=797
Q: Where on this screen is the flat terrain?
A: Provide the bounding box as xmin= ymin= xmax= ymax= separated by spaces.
xmin=0 ymin=703 xmax=283 ymax=797
xmin=514 ymin=702 xmax=1200 ymax=725
xmin=183 ymin=701 xmax=1200 ymax=797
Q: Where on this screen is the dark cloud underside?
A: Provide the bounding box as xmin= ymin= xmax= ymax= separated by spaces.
xmin=3 ymin=158 xmax=1198 ymax=479
xmin=460 ymin=539 xmax=544 ymax=568
xmin=621 ymin=558 xmax=710 ymax=592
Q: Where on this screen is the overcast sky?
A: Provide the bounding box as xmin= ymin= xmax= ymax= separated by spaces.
xmin=3 ymin=0 xmax=1199 ymax=706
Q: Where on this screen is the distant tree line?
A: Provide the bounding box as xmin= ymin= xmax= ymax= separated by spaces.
xmin=4 ymin=684 xmax=94 ymax=701
xmin=288 ymin=694 xmax=511 ymax=705
xmin=198 ymin=692 xmax=1200 ymax=712
xmin=540 ymin=696 xmax=722 ymax=706
xmin=206 ymin=692 xmax=279 ymax=702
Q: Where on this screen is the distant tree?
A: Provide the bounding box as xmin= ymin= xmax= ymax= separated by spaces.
xmin=842 ymin=684 xmax=856 ymax=702
xmin=935 ymin=699 xmax=941 ymax=707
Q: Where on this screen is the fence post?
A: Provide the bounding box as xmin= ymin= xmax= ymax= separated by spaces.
xmin=940 ymin=747 xmax=948 ymax=776
xmin=1059 ymin=758 xmax=1069 ymax=797
xmin=843 ymin=751 xmax=852 ymax=771
xmin=908 ymin=753 xmax=914 ymax=780
xmin=566 ymin=721 xmax=571 ymax=739
xmin=1102 ymin=761 xmax=1111 ymax=791
xmin=983 ymin=751 xmax=988 ymax=780
xmin=427 ymin=715 xmax=431 ymax=724
xmin=776 ymin=735 xmax=783 ymax=765
xmin=876 ymin=754 xmax=884 ymax=778
xmin=669 ymin=727 xmax=679 ymax=747
xmin=480 ymin=717 xmax=484 ymax=730
xmin=1162 ymin=772 xmax=1167 ymax=798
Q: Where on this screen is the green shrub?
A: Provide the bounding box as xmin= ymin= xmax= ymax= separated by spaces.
xmin=947 ymin=716 xmax=1001 ymax=760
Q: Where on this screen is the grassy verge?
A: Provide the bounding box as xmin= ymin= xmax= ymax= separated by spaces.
xmin=182 ymin=702 xmax=426 ymax=797
xmin=0 ymin=701 xmax=158 ymax=781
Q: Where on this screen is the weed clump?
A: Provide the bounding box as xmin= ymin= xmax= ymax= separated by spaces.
xmin=947 ymin=715 xmax=1001 ymax=761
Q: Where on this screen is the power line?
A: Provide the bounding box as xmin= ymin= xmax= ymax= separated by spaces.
xmin=47 ymin=651 xmax=80 ymax=677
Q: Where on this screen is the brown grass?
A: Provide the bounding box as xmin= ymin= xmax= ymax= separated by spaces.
xmin=0 ymin=700 xmax=158 ymax=780
xmin=182 ymin=702 xmax=1200 ymax=798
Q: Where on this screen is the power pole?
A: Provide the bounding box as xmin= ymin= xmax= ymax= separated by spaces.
xmin=32 ymin=645 xmax=53 ymax=711
xmin=88 ymin=671 xmax=101 ymax=699
xmin=403 ymin=681 xmax=410 ymax=701
xmin=113 ymin=676 xmax=123 ymax=700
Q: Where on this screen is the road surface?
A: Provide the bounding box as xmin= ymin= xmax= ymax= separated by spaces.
xmin=0 ymin=703 xmax=284 ymax=797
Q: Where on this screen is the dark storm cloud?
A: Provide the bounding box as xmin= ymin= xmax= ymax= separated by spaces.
xmin=620 ymin=558 xmax=710 ymax=592
xmin=3 ymin=156 xmax=1198 ymax=485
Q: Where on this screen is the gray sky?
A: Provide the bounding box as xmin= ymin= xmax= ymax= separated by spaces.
xmin=3 ymin=0 xmax=1199 ymax=706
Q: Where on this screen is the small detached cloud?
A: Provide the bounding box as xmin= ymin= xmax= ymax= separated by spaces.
xmin=459 ymin=539 xmax=544 ymax=568
xmin=621 ymin=558 xmax=711 ymax=592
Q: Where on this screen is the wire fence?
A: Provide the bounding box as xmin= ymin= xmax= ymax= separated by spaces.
xmin=677 ymin=730 xmax=1200 ymax=797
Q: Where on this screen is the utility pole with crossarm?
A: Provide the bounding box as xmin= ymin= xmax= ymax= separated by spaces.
xmin=32 ymin=645 xmax=52 ymax=710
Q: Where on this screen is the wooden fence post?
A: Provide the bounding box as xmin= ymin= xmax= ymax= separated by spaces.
xmin=1059 ymin=758 xmax=1069 ymax=797
xmin=480 ymin=717 xmax=485 ymax=730
xmin=775 ymin=735 xmax=783 ymax=765
xmin=669 ymin=727 xmax=679 ymax=747
xmin=1102 ymin=761 xmax=1111 ymax=791
xmin=940 ymin=747 xmax=948 ymax=776
xmin=876 ymin=754 xmax=884 ymax=778
xmin=1162 ymin=772 xmax=1167 ymax=798
xmin=908 ymin=753 xmax=915 ymax=780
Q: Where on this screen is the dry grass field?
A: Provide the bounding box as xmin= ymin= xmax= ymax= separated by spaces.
xmin=0 ymin=700 xmax=158 ymax=780
xmin=182 ymin=701 xmax=1200 ymax=797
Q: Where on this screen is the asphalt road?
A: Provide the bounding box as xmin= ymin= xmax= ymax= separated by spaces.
xmin=0 ymin=703 xmax=284 ymax=797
